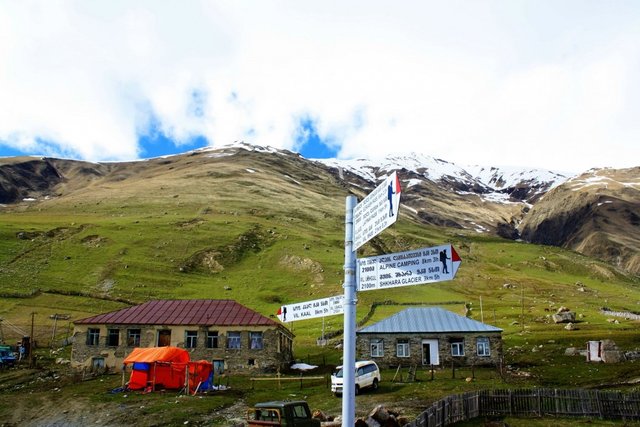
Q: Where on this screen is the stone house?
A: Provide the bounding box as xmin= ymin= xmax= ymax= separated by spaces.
xmin=72 ymin=299 xmax=294 ymax=373
xmin=356 ymin=307 xmax=502 ymax=368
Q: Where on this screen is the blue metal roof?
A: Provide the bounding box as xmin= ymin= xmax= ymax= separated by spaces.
xmin=357 ymin=307 xmax=502 ymax=334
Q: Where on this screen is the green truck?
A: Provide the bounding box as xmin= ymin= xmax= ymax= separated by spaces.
xmin=247 ymin=401 xmax=321 ymax=427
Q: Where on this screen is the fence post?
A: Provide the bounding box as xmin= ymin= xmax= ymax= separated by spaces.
xmin=596 ymin=389 xmax=604 ymax=419
xmin=509 ymin=389 xmax=513 ymax=416
xmin=430 ymin=364 xmax=434 ymax=381
xmin=537 ymin=388 xmax=542 ymax=417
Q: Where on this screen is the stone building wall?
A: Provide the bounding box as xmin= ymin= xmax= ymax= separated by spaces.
xmin=71 ymin=323 xmax=294 ymax=373
xmin=356 ymin=332 xmax=502 ymax=368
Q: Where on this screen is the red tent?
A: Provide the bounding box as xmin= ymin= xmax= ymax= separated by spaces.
xmin=123 ymin=347 xmax=212 ymax=392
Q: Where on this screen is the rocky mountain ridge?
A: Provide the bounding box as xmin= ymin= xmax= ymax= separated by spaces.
xmin=1 ymin=143 xmax=638 ymax=274
xmin=317 ymin=152 xmax=569 ymax=204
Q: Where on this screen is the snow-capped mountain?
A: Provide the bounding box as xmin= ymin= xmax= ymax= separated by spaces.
xmin=316 ymin=153 xmax=570 ymax=204
xmin=2 ymin=142 xmax=636 ymax=273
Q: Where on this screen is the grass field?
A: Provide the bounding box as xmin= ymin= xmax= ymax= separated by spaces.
xmin=1 ymin=153 xmax=639 ymax=425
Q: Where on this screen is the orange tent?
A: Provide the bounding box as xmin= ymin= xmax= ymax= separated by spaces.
xmin=123 ymin=347 xmax=212 ymax=392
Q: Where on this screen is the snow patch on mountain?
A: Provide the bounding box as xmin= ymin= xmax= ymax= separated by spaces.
xmin=465 ymin=165 xmax=570 ymax=191
xmin=318 ymin=153 xmax=470 ymax=184
xmin=565 ymin=169 xmax=640 ymax=191
xmin=316 ymin=153 xmax=568 ymax=202
xmin=192 ymin=142 xmax=572 ymax=203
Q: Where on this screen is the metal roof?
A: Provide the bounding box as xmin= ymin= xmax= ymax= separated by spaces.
xmin=74 ymin=299 xmax=279 ymax=327
xmin=357 ymin=307 xmax=502 ymax=334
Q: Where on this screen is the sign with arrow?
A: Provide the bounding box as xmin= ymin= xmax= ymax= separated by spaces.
xmin=353 ymin=171 xmax=402 ymax=250
xmin=357 ymin=244 xmax=461 ymax=292
xmin=276 ymin=295 xmax=344 ymax=322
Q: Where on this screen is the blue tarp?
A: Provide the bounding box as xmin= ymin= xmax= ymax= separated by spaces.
xmin=133 ymin=362 xmax=150 ymax=371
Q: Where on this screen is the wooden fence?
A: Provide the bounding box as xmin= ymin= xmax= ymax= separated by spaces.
xmin=408 ymin=388 xmax=640 ymax=426
xmin=250 ymin=375 xmax=328 ymax=390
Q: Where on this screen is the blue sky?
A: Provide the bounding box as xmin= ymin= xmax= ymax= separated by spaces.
xmin=137 ymin=116 xmax=338 ymax=159
xmin=137 ymin=131 xmax=337 ymax=160
xmin=1 ymin=1 xmax=639 ymax=172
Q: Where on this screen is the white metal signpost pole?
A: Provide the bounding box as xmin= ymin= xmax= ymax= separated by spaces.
xmin=343 ymin=172 xmax=402 ymax=427
xmin=342 ymin=195 xmax=357 ymax=427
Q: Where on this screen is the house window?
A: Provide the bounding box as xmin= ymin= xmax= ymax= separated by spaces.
xmin=127 ymin=329 xmax=141 ymax=346
xmin=185 ymin=331 xmax=198 ymax=348
xmin=158 ymin=329 xmax=171 ymax=347
xmin=477 ymin=337 xmax=491 ymax=357
xmin=371 ymin=339 xmax=384 ymax=357
xmin=86 ymin=328 xmax=100 ymax=346
xmin=250 ymin=332 xmax=263 ymax=349
xmin=227 ymin=331 xmax=241 ymax=349
xmin=451 ymin=338 xmax=465 ymax=356
xmin=91 ymin=357 xmax=105 ymax=371
xmin=206 ymin=331 xmax=219 ymax=348
xmin=107 ymin=329 xmax=119 ymax=346
xmin=396 ymin=339 xmax=410 ymax=357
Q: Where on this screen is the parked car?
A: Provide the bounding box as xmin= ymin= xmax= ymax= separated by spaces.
xmin=246 ymin=400 xmax=320 ymax=427
xmin=331 ymin=360 xmax=381 ymax=396
xmin=0 ymin=345 xmax=17 ymax=368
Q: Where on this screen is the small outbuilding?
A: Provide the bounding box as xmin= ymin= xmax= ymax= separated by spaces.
xmin=356 ymin=307 xmax=503 ymax=368
xmin=587 ymin=340 xmax=624 ymax=364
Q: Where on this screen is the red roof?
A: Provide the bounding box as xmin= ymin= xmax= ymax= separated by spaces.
xmin=75 ymin=299 xmax=278 ymax=327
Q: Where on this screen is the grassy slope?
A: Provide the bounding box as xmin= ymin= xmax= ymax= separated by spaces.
xmin=0 ymin=150 xmax=639 ymax=424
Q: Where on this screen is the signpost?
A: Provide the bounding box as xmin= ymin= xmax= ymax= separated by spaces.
xmin=353 ymin=171 xmax=401 ymax=250
xmin=273 ymin=171 xmax=463 ymax=427
xmin=357 ymin=244 xmax=461 ymax=292
xmin=276 ymin=295 xmax=344 ymax=323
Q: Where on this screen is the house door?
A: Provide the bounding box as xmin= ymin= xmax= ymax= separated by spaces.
xmin=588 ymin=341 xmax=602 ymax=362
xmin=157 ymin=329 xmax=171 ymax=346
xmin=213 ymin=359 xmax=224 ymax=375
xmin=422 ymin=339 xmax=439 ymax=366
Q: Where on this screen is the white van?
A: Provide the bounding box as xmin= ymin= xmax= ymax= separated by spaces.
xmin=331 ymin=360 xmax=381 ymax=396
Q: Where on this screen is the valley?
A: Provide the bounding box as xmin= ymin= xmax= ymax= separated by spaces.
xmin=0 ymin=144 xmax=639 ymax=425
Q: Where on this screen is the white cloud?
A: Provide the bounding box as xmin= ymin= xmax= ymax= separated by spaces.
xmin=0 ymin=0 xmax=639 ymax=171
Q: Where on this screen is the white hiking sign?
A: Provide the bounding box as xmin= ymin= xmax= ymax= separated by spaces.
xmin=276 ymin=295 xmax=344 ymax=322
xmin=357 ymin=244 xmax=461 ymax=292
xmin=353 ymin=172 xmax=401 ymax=250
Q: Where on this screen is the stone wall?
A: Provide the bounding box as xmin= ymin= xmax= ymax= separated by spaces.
xmin=71 ymin=323 xmax=294 ymax=373
xmin=356 ymin=332 xmax=502 ymax=368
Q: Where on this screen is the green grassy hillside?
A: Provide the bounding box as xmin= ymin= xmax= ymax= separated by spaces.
xmin=1 ymin=148 xmax=639 ymax=377
xmin=1 ymin=149 xmax=640 ymax=425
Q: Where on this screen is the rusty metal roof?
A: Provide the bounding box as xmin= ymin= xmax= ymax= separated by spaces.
xmin=75 ymin=299 xmax=279 ymax=327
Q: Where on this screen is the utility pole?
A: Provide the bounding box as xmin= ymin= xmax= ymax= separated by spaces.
xmin=30 ymin=312 xmax=36 ymax=368
xmin=520 ymin=286 xmax=525 ymax=333
xmin=51 ymin=314 xmax=58 ymax=348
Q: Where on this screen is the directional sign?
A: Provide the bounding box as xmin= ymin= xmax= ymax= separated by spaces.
xmin=353 ymin=171 xmax=402 ymax=250
xmin=357 ymin=244 xmax=461 ymax=292
xmin=276 ymin=295 xmax=344 ymax=322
